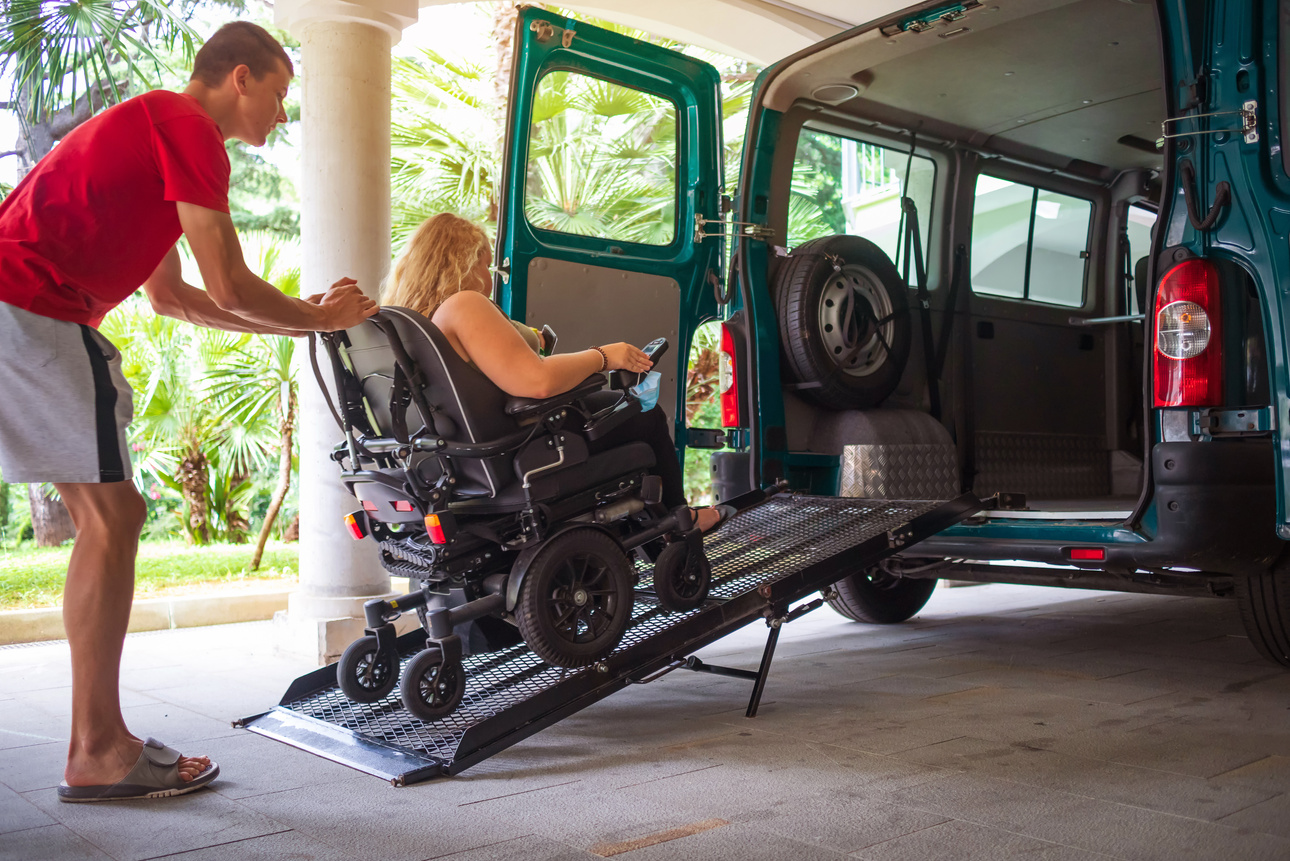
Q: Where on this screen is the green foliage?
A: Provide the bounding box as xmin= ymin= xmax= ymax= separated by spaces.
xmin=0 ymin=0 xmax=198 ymax=123
xmin=98 ymin=233 xmax=302 ymax=544
xmin=390 ymin=48 xmax=497 ymax=245
xmin=0 ymin=540 xmax=298 ymax=609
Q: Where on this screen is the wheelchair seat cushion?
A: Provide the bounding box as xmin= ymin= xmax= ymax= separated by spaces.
xmin=451 ymin=441 xmax=657 ymax=515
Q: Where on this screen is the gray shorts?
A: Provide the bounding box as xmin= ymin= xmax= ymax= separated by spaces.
xmin=0 ymin=302 xmax=133 ymax=484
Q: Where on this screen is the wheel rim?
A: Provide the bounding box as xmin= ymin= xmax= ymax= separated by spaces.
xmin=416 ymin=660 xmax=458 ymax=709
xmin=545 ymin=552 xmax=621 ymax=645
xmin=355 ymin=650 xmax=391 ymax=692
xmin=818 ymin=263 xmax=896 ymax=378
xmin=669 ymin=551 xmax=704 ymax=600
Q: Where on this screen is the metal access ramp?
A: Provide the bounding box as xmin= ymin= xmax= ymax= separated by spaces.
xmin=239 ymin=491 xmax=981 ymax=784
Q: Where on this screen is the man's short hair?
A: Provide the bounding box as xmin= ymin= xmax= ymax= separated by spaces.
xmin=191 ymin=22 xmax=293 ymax=87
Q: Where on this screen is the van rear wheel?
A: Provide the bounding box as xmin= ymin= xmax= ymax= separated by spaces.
xmin=826 ymin=566 xmax=937 ymax=624
xmin=774 ymin=235 xmax=911 ymax=411
xmin=1235 ymin=569 xmax=1290 ymax=668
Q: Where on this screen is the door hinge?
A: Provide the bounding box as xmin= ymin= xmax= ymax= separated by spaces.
xmin=529 ymin=20 xmax=575 ymax=47
xmin=1192 ymin=406 xmax=1274 ymax=440
xmin=686 ymin=428 xmax=726 ymax=449
xmin=1161 ymin=100 xmax=1258 ymax=144
xmin=881 ymin=1 xmax=981 ymax=36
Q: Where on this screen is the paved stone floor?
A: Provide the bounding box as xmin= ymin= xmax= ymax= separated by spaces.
xmin=1 ymin=582 xmax=1288 ymax=861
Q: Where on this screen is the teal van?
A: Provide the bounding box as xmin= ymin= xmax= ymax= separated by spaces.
xmin=493 ymin=1 xmax=1290 ymax=667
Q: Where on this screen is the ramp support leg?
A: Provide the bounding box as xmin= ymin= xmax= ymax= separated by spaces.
xmin=745 ymin=619 xmax=782 ymax=717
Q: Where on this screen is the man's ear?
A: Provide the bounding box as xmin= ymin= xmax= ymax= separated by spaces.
xmin=231 ymin=63 xmax=252 ymax=96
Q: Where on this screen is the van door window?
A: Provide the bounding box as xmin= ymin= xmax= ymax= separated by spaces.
xmin=791 ymin=129 xmax=935 ymax=273
xmin=1126 ymin=204 xmax=1157 ymax=314
xmin=970 ymin=176 xmax=1093 ymax=307
xmin=524 ymin=71 xmax=678 ymax=246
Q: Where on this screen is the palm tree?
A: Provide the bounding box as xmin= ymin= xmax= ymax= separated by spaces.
xmin=203 ymin=240 xmax=302 ymax=568
xmin=0 ymin=0 xmax=198 ymax=170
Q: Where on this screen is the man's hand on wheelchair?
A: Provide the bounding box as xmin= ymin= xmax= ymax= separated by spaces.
xmin=310 ymin=277 xmax=379 ymax=331
xmin=601 ymin=342 xmax=652 ymax=374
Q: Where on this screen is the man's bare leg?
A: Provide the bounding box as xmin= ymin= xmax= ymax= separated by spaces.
xmin=56 ymin=481 xmax=210 ymax=787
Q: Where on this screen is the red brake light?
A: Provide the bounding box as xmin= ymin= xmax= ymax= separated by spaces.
xmin=1069 ymin=547 xmax=1105 ymax=561
xmin=344 ymin=513 xmax=366 ymax=541
xmin=361 ymin=500 xmax=379 ymax=512
xmin=1153 ymin=259 xmax=1222 ymax=407
xmin=425 ymin=513 xmax=447 ymax=544
xmin=719 ymin=323 xmax=741 ymax=428
xmin=392 ymin=500 xmax=415 ymax=512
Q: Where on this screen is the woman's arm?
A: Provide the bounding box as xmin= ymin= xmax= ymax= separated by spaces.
xmin=433 ymin=291 xmax=651 ymax=398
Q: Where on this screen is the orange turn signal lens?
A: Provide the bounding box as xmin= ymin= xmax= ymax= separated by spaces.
xmin=425 ymin=513 xmax=447 ymax=544
xmin=344 ymin=513 xmax=366 ymax=541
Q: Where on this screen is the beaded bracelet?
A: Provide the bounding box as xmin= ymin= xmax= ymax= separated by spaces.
xmin=591 ymin=345 xmax=608 ymax=372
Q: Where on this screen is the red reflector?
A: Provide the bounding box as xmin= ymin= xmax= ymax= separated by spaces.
xmin=719 ymin=323 xmax=741 ymax=428
xmin=1069 ymin=547 xmax=1105 ymax=561
xmin=361 ymin=500 xmax=379 ymax=512
xmin=425 ymin=513 xmax=447 ymax=544
xmin=344 ymin=514 xmax=365 ymax=541
xmin=1153 ymin=259 xmax=1222 ymax=407
xmin=392 ymin=500 xmax=415 ymax=512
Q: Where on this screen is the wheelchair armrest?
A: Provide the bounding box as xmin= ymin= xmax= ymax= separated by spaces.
xmin=584 ymin=394 xmax=642 ymax=442
xmin=504 ymin=373 xmax=607 ymax=420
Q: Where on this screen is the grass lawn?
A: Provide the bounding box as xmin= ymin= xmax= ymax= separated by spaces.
xmin=0 ymin=541 xmax=299 ymax=610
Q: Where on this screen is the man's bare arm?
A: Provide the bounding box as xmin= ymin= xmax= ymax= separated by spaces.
xmin=176 ymin=202 xmax=376 ymax=331
xmin=142 ymin=246 xmax=303 ymax=335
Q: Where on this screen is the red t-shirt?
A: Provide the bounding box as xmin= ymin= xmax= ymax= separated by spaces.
xmin=0 ymin=90 xmax=230 ymax=326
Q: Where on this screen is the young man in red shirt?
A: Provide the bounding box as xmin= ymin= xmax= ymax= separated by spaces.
xmin=0 ymin=22 xmax=376 ymax=802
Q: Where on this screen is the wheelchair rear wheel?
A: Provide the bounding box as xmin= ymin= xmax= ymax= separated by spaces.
xmin=337 ymin=635 xmax=399 ymax=703
xmin=652 ymin=535 xmax=711 ymax=612
xmin=400 ymin=647 xmax=466 ymax=720
xmin=516 ymin=528 xmax=634 ymax=667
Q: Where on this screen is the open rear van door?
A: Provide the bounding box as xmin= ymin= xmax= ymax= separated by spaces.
xmin=494 ymin=7 xmax=725 ymax=438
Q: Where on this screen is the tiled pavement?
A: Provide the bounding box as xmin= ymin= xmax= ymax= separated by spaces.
xmin=2 ymin=582 xmax=1288 ymax=861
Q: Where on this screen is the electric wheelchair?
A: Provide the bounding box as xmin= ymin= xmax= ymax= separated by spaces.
xmin=312 ymin=307 xmax=712 ymax=720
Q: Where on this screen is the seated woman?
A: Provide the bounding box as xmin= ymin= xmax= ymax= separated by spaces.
xmin=381 ymin=212 xmax=725 ymax=532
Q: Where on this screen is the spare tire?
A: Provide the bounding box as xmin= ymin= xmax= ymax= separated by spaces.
xmin=774 ymin=235 xmax=911 ymax=411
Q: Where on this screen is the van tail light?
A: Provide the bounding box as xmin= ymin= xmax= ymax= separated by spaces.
xmin=719 ymin=323 xmax=741 ymax=427
xmin=1153 ymin=259 xmax=1222 ymax=407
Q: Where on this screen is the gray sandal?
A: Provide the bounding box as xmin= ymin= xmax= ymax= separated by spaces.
xmin=57 ymin=738 xmax=219 ymax=803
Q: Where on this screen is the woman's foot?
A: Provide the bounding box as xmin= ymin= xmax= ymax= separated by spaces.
xmin=694 ymin=505 xmax=735 ymax=533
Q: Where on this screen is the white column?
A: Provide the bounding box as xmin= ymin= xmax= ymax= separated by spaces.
xmin=277 ymin=0 xmax=416 ymax=663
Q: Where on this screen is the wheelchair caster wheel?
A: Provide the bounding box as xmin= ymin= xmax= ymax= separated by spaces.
xmin=652 ymin=537 xmax=712 ymax=612
xmin=400 ymin=647 xmax=466 ymax=720
xmin=516 ymin=528 xmax=634 ymax=668
xmin=337 ymin=635 xmax=399 ymax=703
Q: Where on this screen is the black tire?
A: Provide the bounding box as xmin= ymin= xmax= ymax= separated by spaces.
xmin=774 ymin=234 xmax=911 ymax=411
xmin=652 ymin=537 xmax=711 ymax=612
xmin=400 ymin=647 xmax=466 ymax=720
xmin=1235 ymin=569 xmax=1290 ymax=667
xmin=516 ymin=528 xmax=634 ymax=668
xmin=826 ymin=568 xmax=937 ymax=624
xmin=336 ymin=635 xmax=399 ymax=703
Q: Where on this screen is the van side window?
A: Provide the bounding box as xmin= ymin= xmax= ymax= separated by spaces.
xmin=790 ymin=129 xmax=936 ymax=274
xmin=970 ymin=175 xmax=1093 ymax=307
xmin=523 ymin=71 xmax=678 ymax=246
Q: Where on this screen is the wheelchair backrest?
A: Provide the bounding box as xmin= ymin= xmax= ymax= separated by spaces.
xmin=340 ymin=307 xmax=519 ymax=498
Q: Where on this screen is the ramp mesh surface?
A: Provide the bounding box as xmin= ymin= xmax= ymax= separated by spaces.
xmin=275 ymin=495 xmax=941 ymax=767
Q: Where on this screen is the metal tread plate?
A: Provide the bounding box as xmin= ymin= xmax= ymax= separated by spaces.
xmin=241 ymin=492 xmax=980 ymax=783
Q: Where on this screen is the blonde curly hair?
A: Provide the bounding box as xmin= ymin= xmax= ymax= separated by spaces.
xmin=381 ymin=213 xmax=492 ymax=316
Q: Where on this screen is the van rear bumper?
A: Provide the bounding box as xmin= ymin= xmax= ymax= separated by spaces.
xmin=915 ymin=439 xmax=1283 ymax=578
